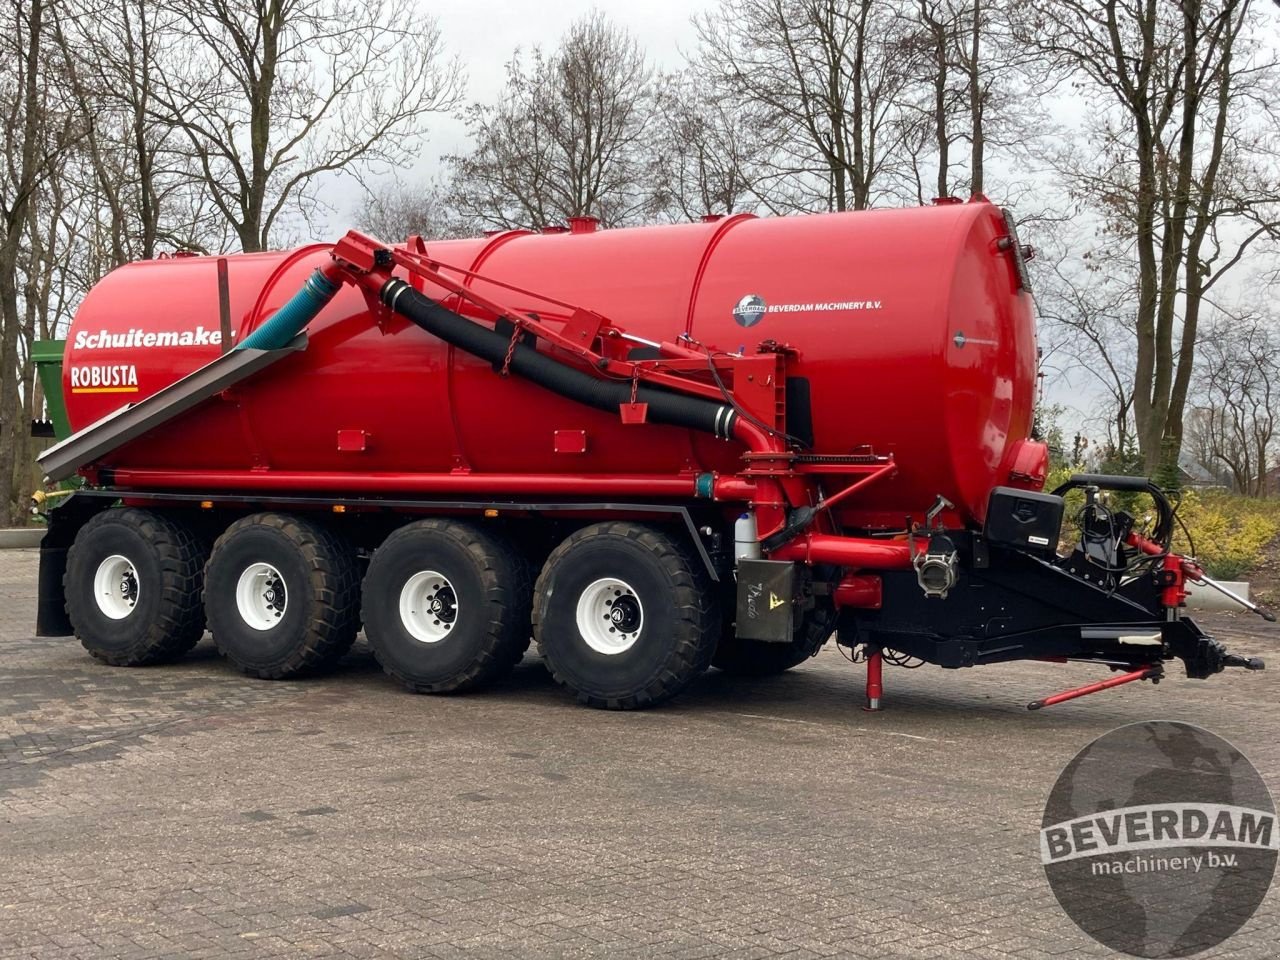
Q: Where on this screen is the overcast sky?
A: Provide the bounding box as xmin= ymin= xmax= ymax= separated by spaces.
xmin=336 ymin=1 xmax=706 ymax=222
xmin=437 ymin=0 xmax=700 ymax=97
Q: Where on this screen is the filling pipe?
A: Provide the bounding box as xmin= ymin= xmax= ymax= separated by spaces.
xmin=229 ymin=260 xmax=888 ymax=569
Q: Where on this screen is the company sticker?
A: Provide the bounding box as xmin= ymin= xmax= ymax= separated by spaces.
xmin=732 ymin=294 xmax=883 ymax=328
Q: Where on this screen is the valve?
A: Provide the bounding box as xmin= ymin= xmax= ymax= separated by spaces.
xmin=915 ymin=532 xmax=959 ymax=599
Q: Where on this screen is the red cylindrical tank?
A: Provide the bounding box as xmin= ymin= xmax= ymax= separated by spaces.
xmin=62 ymin=200 xmax=1037 ymax=526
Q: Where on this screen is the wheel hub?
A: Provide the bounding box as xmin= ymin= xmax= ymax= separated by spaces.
xmin=400 ymin=571 xmax=458 ymax=643
xmin=93 ymin=555 xmax=140 ymax=620
xmin=577 ymin=578 xmax=644 ymax=655
xmin=235 ymin=562 xmax=288 ymax=631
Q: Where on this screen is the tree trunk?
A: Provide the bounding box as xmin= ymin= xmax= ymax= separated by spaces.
xmin=932 ymin=16 xmax=948 ymax=198
xmin=0 ymin=0 xmax=47 ymax=525
xmin=968 ymin=0 xmax=983 ymax=195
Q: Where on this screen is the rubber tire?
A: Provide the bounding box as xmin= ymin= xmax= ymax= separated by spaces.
xmin=204 ymin=513 xmax=359 ymax=679
xmin=362 ymin=520 xmax=532 ymax=693
xmin=64 ymin=508 xmax=207 ymax=666
xmin=712 ymin=602 xmax=837 ymax=676
xmin=532 ymin=522 xmax=719 ymax=710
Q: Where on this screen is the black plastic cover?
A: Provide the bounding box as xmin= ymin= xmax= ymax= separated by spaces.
xmin=985 ymin=486 xmax=1064 ymax=556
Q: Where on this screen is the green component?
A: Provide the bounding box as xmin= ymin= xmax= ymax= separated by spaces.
xmin=695 ymin=472 xmax=715 ymax=499
xmin=32 ymin=339 xmax=70 ymax=441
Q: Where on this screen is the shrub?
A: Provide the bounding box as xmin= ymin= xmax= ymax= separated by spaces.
xmin=1172 ymin=491 xmax=1280 ymax=581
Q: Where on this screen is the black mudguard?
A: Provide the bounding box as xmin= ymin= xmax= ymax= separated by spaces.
xmin=35 ymin=493 xmax=111 ymax=637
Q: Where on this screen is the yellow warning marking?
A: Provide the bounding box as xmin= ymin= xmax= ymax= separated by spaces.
xmin=769 ymin=592 xmax=785 ymax=610
xmin=71 ymin=387 xmax=139 ymax=394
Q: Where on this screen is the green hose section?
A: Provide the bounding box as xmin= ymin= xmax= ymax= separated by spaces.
xmin=236 ymin=269 xmax=340 ymax=350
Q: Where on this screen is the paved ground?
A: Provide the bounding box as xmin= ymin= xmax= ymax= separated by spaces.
xmin=0 ymin=547 xmax=1276 ymax=959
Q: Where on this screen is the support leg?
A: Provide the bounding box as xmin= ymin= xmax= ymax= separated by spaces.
xmin=864 ymin=649 xmax=883 ymax=712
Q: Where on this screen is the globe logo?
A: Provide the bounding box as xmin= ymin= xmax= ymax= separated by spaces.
xmin=1041 ymin=721 xmax=1277 ymax=957
xmin=733 ymin=294 xmax=767 ymax=327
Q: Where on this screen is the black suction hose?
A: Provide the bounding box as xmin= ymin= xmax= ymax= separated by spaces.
xmin=381 ymin=278 xmax=738 ymax=439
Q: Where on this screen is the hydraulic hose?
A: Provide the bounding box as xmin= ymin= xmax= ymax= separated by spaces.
xmin=379 ymin=278 xmax=739 ymax=439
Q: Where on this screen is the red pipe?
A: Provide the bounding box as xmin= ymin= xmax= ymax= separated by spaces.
xmin=730 ymin=416 xmax=785 ymax=460
xmin=727 ymin=417 xmax=790 ymax=533
xmin=773 ymin=534 xmax=914 ymax=570
xmin=834 ymin=574 xmax=883 ymax=609
xmin=712 ymin=476 xmax=767 ymax=504
xmin=107 ymin=469 xmax=699 ymax=497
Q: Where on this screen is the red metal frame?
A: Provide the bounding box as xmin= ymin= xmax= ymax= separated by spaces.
xmin=339 ymin=234 xmax=738 ymax=405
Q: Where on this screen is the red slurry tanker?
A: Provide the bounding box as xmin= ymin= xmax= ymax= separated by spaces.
xmin=34 ymin=199 xmax=1265 ymax=710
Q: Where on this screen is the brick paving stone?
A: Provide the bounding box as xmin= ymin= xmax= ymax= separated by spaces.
xmin=0 ymin=546 xmax=1276 ymax=958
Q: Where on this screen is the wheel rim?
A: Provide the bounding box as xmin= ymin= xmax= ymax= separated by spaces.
xmin=400 ymin=571 xmax=459 ymax=643
xmin=93 ymin=554 xmax=140 ymax=620
xmin=576 ymin=577 xmax=644 ymax=655
xmin=235 ymin=562 xmax=288 ymax=631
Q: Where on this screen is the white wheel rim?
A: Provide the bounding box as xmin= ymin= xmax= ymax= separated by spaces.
xmin=235 ymin=562 xmax=288 ymax=631
xmin=400 ymin=570 xmax=458 ymax=643
xmin=93 ymin=554 xmax=140 ymax=620
xmin=576 ymin=577 xmax=644 ymax=655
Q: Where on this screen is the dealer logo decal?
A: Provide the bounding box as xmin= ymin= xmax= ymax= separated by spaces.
xmin=1041 ymin=721 xmax=1276 ymax=957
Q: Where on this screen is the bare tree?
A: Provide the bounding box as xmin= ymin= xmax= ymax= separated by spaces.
xmin=52 ymin=0 xmax=224 ymax=263
xmin=1021 ymin=0 xmax=1280 ymax=479
xmin=148 ymin=0 xmax=462 ymax=252
xmin=694 ymin=0 xmax=926 ymax=213
xmin=0 ymin=0 xmax=84 ymax=522
xmin=1036 ymin=228 xmax=1141 ymax=460
xmin=651 ymin=70 xmax=771 ymax=221
xmin=1188 ymin=310 xmax=1280 ymax=495
xmin=446 ymin=13 xmax=658 ymax=230
xmin=901 ymin=0 xmax=1037 ymax=200
xmin=356 ymin=178 xmax=468 ymax=243
xmin=906 ymin=0 xmax=965 ymax=200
